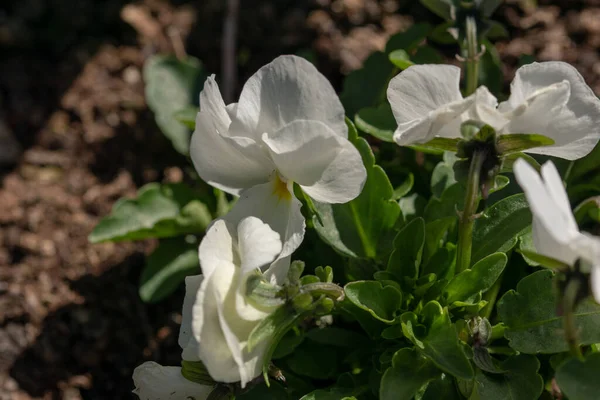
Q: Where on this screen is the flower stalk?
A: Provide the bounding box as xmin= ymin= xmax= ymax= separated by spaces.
xmin=456 ymin=149 xmax=486 ymax=274
xmin=464 ymin=16 xmax=479 ymax=96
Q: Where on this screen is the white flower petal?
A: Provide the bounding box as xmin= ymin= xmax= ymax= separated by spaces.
xmin=237 ymin=216 xmax=283 ymax=275
xmin=513 ymin=159 xmax=577 ymax=246
xmin=500 ymin=62 xmax=600 ymax=160
xmin=132 ymin=362 xmax=213 ymax=400
xmin=230 ymin=55 xmax=347 ymax=140
xmin=388 ymin=64 xmax=467 ymax=144
xmin=224 ymin=179 xmax=305 ymax=260
xmin=198 ymin=219 xmax=235 ymax=281
xmin=262 ymin=120 xmax=366 ymax=203
xmin=179 ymin=275 xmax=203 ymax=362
xmin=531 ymin=217 xmax=579 ymax=265
xmin=540 ymin=161 xmax=578 ymax=233
xmin=192 ymin=273 xmax=241 ymax=383
xmin=190 ymin=78 xmax=273 ymax=195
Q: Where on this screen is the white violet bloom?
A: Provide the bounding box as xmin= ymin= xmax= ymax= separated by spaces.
xmin=514 ymin=158 xmax=600 ymax=302
xmin=132 ymin=361 xmax=213 ymax=400
xmin=179 ymin=216 xmax=286 ymax=387
xmin=388 ymin=62 xmax=600 ymax=160
xmin=191 ymin=55 xmax=367 ymax=271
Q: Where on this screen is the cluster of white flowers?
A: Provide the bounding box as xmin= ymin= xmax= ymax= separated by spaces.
xmin=133 ymin=55 xmax=600 ymax=399
xmin=133 ymin=55 xmax=367 ymax=399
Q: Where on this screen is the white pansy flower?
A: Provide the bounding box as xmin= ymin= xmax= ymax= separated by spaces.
xmin=513 ymin=158 xmax=600 ymax=302
xmin=132 ymin=361 xmax=213 ymax=400
xmin=180 ymin=216 xmax=286 ymax=387
xmin=191 ymin=55 xmax=367 ymax=270
xmin=388 ymin=62 xmax=600 ymax=160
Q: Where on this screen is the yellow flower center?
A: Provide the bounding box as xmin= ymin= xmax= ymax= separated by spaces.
xmin=272 ymin=174 xmax=292 ymax=202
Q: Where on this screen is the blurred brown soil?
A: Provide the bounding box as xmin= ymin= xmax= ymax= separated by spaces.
xmin=0 ymin=0 xmax=599 ymax=399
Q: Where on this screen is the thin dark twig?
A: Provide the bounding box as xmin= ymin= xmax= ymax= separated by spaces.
xmin=222 ymin=0 xmax=239 ymax=103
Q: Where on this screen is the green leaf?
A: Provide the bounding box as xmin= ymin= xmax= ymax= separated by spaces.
xmin=409 ymin=138 xmax=461 ymax=154
xmin=443 ymin=252 xmax=507 ymax=305
xmin=388 ymin=49 xmax=413 ymax=70
xmin=380 ymin=348 xmax=441 ymax=400
xmin=286 ymin=342 xmax=338 ymax=379
xmin=501 ymin=152 xmax=541 ymax=174
xmin=430 ymin=21 xmax=456 ymax=44
xmin=431 ymin=153 xmax=458 ymax=198
xmin=496 ymin=133 xmax=555 ymax=155
xmin=422 ymin=245 xmax=455 ymax=280
xmin=313 ymin=120 xmax=401 ymax=260
xmin=89 ymin=183 xmax=212 ymax=243
xmin=555 ymin=353 xmax=600 ymax=400
xmin=387 ymin=217 xmax=426 ymax=284
xmin=422 ymin=374 xmax=460 ymax=400
xmin=181 ymin=360 xmax=215 ymax=386
xmin=419 ymin=0 xmax=452 ymax=20
xmin=344 ymin=281 xmax=402 ymax=323
xmin=480 ymin=0 xmax=503 ymax=17
xmin=340 ymin=52 xmax=395 ymax=117
xmin=385 ymin=23 xmax=433 ymax=53
xmin=472 ymin=355 xmax=543 ymax=400
xmin=247 ymin=305 xmax=297 ymax=353
xmin=410 ymin=301 xmax=474 ymax=380
xmin=272 ymin=330 xmax=305 ymax=359
xmin=139 ymin=237 xmax=199 ymax=303
xmin=486 ymin=21 xmax=509 ymax=39
xmin=479 ymin=39 xmax=503 ymax=95
xmin=173 ymin=105 xmax=199 ymax=129
xmin=498 ymin=270 xmax=600 ymax=353
xmin=424 ymin=217 xmax=456 ymax=264
xmin=399 ymin=193 xmax=427 ymax=221
xmin=412 ymin=45 xmax=444 ymax=65
xmin=569 ymin=140 xmax=600 ymax=183
xmin=354 ymin=103 xmax=396 ymax=142
xmin=305 ymin=327 xmax=367 ymax=348
xmin=144 ymin=55 xmax=204 ymax=154
xmin=471 ymin=194 xmax=532 ymax=265
xmin=393 ymin=173 xmax=414 ymax=200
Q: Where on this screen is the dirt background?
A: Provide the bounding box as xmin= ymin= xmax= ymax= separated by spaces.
xmin=0 ymin=0 xmax=599 ymax=399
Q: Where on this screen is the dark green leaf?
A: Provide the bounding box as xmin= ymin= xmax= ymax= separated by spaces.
xmin=340 ymin=52 xmax=395 ymax=117
xmin=388 ymin=49 xmax=413 ymax=70
xmin=286 ymin=342 xmax=338 ymax=379
xmin=496 ymin=133 xmax=555 ymax=155
xmin=422 ymin=245 xmax=455 ymax=280
xmin=399 ymin=193 xmax=427 ymax=221
xmin=89 ymin=183 xmax=212 ymax=243
xmin=412 ymin=45 xmax=444 ymax=64
xmin=144 ymin=55 xmax=204 ymax=154
xmin=479 ymin=39 xmax=503 ymax=95
xmin=313 ymin=120 xmax=401 ymax=260
xmin=139 ymin=238 xmax=199 ymax=303
xmin=380 ymin=348 xmax=441 ymax=400
xmin=305 ymin=327 xmax=367 ymax=348
xmin=387 ymin=217 xmax=426 ymax=284
xmin=419 ymin=0 xmax=452 ymax=19
xmin=555 ymin=353 xmax=600 ymax=400
xmin=385 ymin=24 xmax=433 ymax=53
xmin=486 ymin=21 xmax=509 ymax=39
xmin=181 ymin=360 xmax=215 ymax=386
xmin=443 ymin=252 xmax=507 ymax=305
xmin=272 ymin=330 xmax=305 ymax=359
xmin=354 ymin=103 xmax=396 ymax=142
xmin=393 ymin=173 xmax=414 ymax=200
xmin=429 ymin=21 xmax=456 ymax=44
xmin=481 ymin=0 xmax=503 ymax=17
xmin=344 ymin=281 xmax=402 ymax=324
xmin=501 ymin=152 xmax=541 ymax=173
xmin=422 ymin=374 xmax=460 ymax=400
xmin=471 ymin=194 xmax=532 ymax=265
xmin=412 ymin=301 xmax=474 ymax=379
xmin=431 ymin=152 xmax=458 ymax=199
xmin=248 ymin=305 xmax=298 ymax=353
xmin=472 ymin=355 xmax=543 ymax=400
xmin=498 ymin=270 xmax=600 ymax=353
xmin=424 ymin=217 xmax=456 ymax=264
xmin=409 ymin=138 xmax=461 ymax=154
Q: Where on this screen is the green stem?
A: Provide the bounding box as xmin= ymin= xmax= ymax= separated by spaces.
xmin=480 ymin=272 xmax=503 ymax=319
xmin=456 ymin=150 xmax=486 ymax=274
xmin=301 ymin=282 xmax=345 ymax=301
xmin=464 ymin=16 xmax=479 ymax=96
xmin=563 ymin=278 xmax=584 ymax=360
